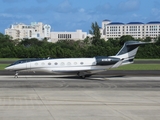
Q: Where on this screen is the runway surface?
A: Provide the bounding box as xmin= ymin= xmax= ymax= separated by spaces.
xmin=0 ymin=75 xmax=160 ymax=120
xmin=1 ymin=70 xmax=160 ymax=76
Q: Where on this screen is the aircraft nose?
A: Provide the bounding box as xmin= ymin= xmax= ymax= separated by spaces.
xmin=5 ymin=67 xmax=9 ymax=70
xmin=5 ymin=66 xmax=13 ymax=70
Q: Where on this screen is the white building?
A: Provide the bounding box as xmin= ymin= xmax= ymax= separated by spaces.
xmin=101 ymin=19 xmax=160 ymax=39
xmin=5 ymin=22 xmax=51 ymax=40
xmin=50 ymin=30 xmax=87 ymax=42
xmin=5 ymin=22 xmax=87 ymax=42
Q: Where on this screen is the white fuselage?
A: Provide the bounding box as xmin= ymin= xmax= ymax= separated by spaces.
xmin=5 ymin=58 xmax=113 ymax=73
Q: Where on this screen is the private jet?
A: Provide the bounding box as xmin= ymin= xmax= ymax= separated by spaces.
xmin=5 ymin=41 xmax=147 ymax=78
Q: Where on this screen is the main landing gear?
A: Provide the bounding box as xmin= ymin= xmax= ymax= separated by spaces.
xmin=80 ymin=75 xmax=86 ymax=79
xmin=77 ymin=72 xmax=92 ymax=79
xmin=14 ymin=71 xmax=19 ymax=78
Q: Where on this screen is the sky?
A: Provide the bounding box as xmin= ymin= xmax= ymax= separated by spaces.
xmin=0 ymin=0 xmax=160 ymax=33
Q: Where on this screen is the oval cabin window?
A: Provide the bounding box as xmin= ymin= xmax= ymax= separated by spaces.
xmin=67 ymin=62 xmax=71 ymax=65
xmin=61 ymin=62 xmax=64 ymax=65
xmin=80 ymin=62 xmax=84 ymax=65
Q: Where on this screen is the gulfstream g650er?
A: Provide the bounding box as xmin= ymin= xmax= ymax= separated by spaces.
xmin=5 ymin=41 xmax=147 ymax=78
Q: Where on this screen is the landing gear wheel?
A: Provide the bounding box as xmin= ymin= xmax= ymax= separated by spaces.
xmin=80 ymin=75 xmax=86 ymax=79
xmin=14 ymin=71 xmax=19 ymax=78
xmin=77 ymin=72 xmax=92 ymax=79
xmin=77 ymin=72 xmax=85 ymax=79
xmin=85 ymin=74 xmax=92 ymax=77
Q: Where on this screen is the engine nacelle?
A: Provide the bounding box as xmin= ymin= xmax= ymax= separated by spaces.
xmin=95 ymin=56 xmax=120 ymax=65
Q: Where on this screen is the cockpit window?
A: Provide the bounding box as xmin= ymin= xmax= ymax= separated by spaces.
xmin=11 ymin=60 xmax=27 ymax=65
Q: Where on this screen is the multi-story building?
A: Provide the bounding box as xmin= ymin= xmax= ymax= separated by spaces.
xmin=101 ymin=19 xmax=160 ymax=39
xmin=5 ymin=22 xmax=51 ymax=40
xmin=5 ymin=22 xmax=87 ymax=42
xmin=50 ymin=30 xmax=87 ymax=42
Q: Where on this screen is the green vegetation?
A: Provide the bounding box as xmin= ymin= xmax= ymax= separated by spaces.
xmin=135 ymin=59 xmax=160 ymax=61
xmin=113 ymin=64 xmax=160 ymax=70
xmin=0 ymin=58 xmax=20 ymax=61
xmin=0 ymin=64 xmax=9 ymax=70
xmin=0 ymin=22 xmax=160 ymax=59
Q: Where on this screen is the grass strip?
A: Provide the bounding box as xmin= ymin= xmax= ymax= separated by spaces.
xmin=135 ymin=59 xmax=160 ymax=61
xmin=0 ymin=64 xmax=9 ymax=70
xmin=112 ymin=64 xmax=160 ymax=70
xmin=0 ymin=58 xmax=20 ymax=61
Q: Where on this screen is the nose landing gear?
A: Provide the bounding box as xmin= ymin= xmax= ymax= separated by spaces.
xmin=14 ymin=71 xmax=19 ymax=78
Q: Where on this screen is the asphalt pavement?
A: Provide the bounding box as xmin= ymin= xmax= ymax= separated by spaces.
xmin=0 ymin=76 xmax=160 ymax=120
xmin=0 ymin=70 xmax=160 ymax=76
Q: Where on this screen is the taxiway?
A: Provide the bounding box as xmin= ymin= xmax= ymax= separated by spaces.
xmin=0 ymin=76 xmax=160 ymax=120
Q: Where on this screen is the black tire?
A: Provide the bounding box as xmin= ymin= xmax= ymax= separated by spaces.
xmin=80 ymin=74 xmax=92 ymax=79
xmin=80 ymin=75 xmax=86 ymax=79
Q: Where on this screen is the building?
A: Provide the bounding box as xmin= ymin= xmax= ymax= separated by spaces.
xmin=101 ymin=19 xmax=160 ymax=40
xmin=50 ymin=30 xmax=87 ymax=42
xmin=5 ymin=22 xmax=87 ymax=42
xmin=5 ymin=22 xmax=51 ymax=40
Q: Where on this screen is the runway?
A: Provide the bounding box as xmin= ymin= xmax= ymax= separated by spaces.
xmin=1 ymin=70 xmax=160 ymax=76
xmin=0 ymin=76 xmax=160 ymax=120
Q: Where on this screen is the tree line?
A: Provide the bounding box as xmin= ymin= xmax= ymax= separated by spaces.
xmin=0 ymin=22 xmax=160 ymax=59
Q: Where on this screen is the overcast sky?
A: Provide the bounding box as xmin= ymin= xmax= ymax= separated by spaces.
xmin=0 ymin=0 xmax=160 ymax=33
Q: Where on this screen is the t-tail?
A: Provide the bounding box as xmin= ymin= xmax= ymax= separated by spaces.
xmin=112 ymin=40 xmax=148 ymax=68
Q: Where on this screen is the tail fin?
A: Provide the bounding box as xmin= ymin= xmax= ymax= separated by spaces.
xmin=115 ymin=40 xmax=148 ymax=65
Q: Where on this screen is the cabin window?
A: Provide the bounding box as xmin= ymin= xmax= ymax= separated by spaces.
xmin=61 ymin=62 xmax=64 ymax=65
xmin=67 ymin=62 xmax=71 ymax=65
xmin=54 ymin=62 xmax=58 ymax=65
xmin=42 ymin=62 xmax=45 ymax=65
xmin=48 ymin=62 xmax=51 ymax=65
xmin=74 ymin=62 xmax=77 ymax=65
xmin=80 ymin=62 xmax=84 ymax=65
